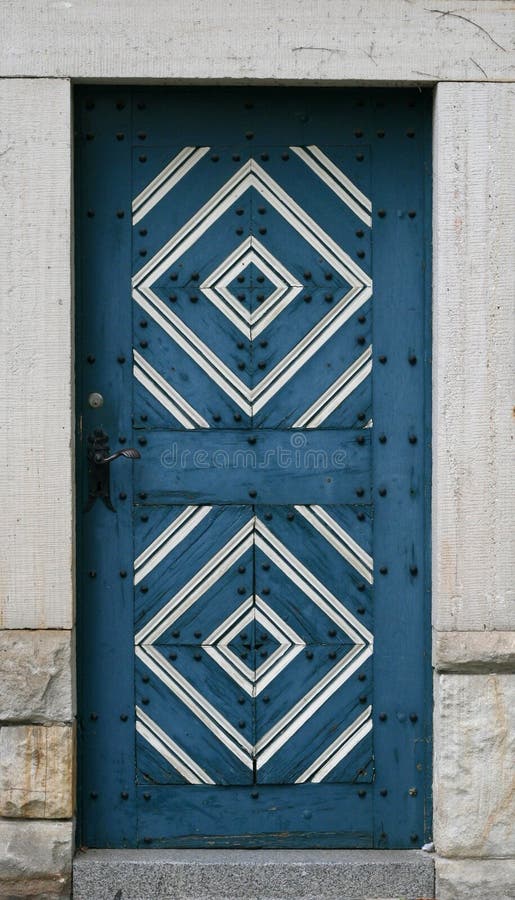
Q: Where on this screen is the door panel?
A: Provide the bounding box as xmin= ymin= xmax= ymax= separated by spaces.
xmin=76 ymin=87 xmax=432 ymax=848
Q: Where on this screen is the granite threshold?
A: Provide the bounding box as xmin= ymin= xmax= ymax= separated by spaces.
xmin=73 ymin=848 xmax=435 ymax=900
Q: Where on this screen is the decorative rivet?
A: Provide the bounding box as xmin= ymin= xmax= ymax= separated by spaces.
xmin=141 ymin=697 xmax=149 ymax=705
xmin=259 ymin=227 xmax=267 ymax=236
xmin=137 ymin=100 xmax=146 ymax=110
xmin=117 ymin=355 xmax=126 ymax=364
xmin=410 ymin=565 xmax=418 ymax=576
xmin=262 ymin=586 xmax=270 ymax=595
xmin=378 ymin=209 xmax=386 ymax=218
xmin=357 ymin=512 xmax=365 ymax=521
xmin=281 ymin=152 xmax=289 ymax=160
xmin=357 ymin=582 xmax=365 ymax=592
xmin=143 ymin=792 xmax=151 ymax=801
xmin=169 ymin=294 xmax=177 ymax=302
xmin=87 ymin=354 xmax=96 ymax=364
xmin=263 ymin=695 xmax=270 ymax=703
xmin=357 ymin=606 xmax=365 ymax=614
xmin=249 ymin=489 xmax=257 ymax=498
xmin=260 ymin=650 xmax=268 ymax=658
xmin=304 ymin=295 xmax=312 ymax=303
xmin=85 ymin=100 xmax=95 ymax=110
xmin=407 ymin=130 xmax=415 ymax=138
xmin=237 ymin=341 xmax=245 ymax=349
xmin=237 ymin=696 xmax=245 ymax=705
xmin=324 ymin=293 xmax=333 ymax=303
xmin=211 ymin=154 xmax=219 ymax=162
xmin=409 ymin=354 xmax=417 ymax=365
xmin=328 ymin=628 xmax=336 ymax=637
xmin=237 ymin=586 xmax=246 ymax=595
xmin=409 ymin=787 xmax=418 ymax=797
xmin=379 ymin=712 xmax=387 ymax=721
xmin=258 ymin=361 xmax=266 ymax=369
xmin=251 ymin=791 xmax=259 ymax=799
xmin=260 ymin=153 xmax=269 ymax=161
xmin=379 ymin=487 xmax=387 ymax=497
xmin=143 ymin=837 xmax=152 ymax=844
xmin=237 ymin=361 xmax=245 ymax=370
xmin=408 ymin=210 xmax=417 ymax=219
xmin=212 ymin=413 xmax=221 ymax=422
xmin=358 ymin=314 xmax=366 ymax=324
xmin=379 ymin=355 xmax=387 ymax=364
xmin=357 ymin=335 xmax=366 ymax=345
xmin=245 ymin=131 xmax=254 ymax=140
xmin=116 ymin=132 xmax=125 ymax=141
xmin=359 ymin=695 xmax=367 ymax=704
xmin=169 ymin=652 xmax=177 ymax=661
xmin=86 ymin=209 xmax=95 ymax=218
xmin=409 ymin=434 xmax=418 ymax=444
xmin=86 ymin=133 xmax=95 ymax=141
xmin=304 ymin=271 xmax=312 ymax=279
xmin=356 ymin=153 xmax=364 ymax=162
xmin=140 ymin=585 xmax=148 ymax=594
xmin=379 ymin=565 xmax=388 ymax=575
xmin=234 ymin=413 xmax=242 ymax=422
xmin=410 ymin=712 xmax=418 ymax=722
xmin=121 ymin=791 xmax=129 ymax=800
xmin=257 ymin=275 xmax=265 ymax=283
xmin=88 ymin=570 xmax=97 ymax=579
xmin=260 ymin=340 xmax=268 ymax=348
xmin=90 ymin=712 xmax=98 ymax=721
xmin=357 ymin=250 xmax=365 ymax=259
xmin=379 ymin=434 xmax=387 ymax=444
xmin=377 ymin=130 xmax=385 ymax=138
xmin=120 ymin=569 xmax=127 ymax=578
xmin=120 ymin=714 xmax=128 ymax=722
xmin=90 ymin=791 xmax=98 ymax=799
xmin=241 ymin=652 xmax=248 ymax=660
xmin=139 ymin=155 xmax=147 ymax=163
xmin=358 ymin=673 xmax=366 ymax=682
xmin=172 ymin=629 xmax=180 ymax=638
xmin=256 ymin=293 xmax=265 ymax=302
xmin=138 ymin=437 xmax=147 ymax=446
xmin=116 ymin=210 xmax=125 ymax=219
xmin=358 ymin=789 xmax=366 ymax=798
xmin=410 ymin=833 xmax=419 ymax=842
xmin=194 ymin=652 xmax=201 ymax=661
xmin=238 ymin=565 xmax=246 ymax=575
xmin=137 ymin=132 xmax=147 ymax=140
xmin=194 ymin=630 xmax=202 ymax=639
xmin=232 ymin=154 xmax=241 ymax=162
xmin=189 ymin=295 xmax=198 ymax=303
xmin=328 ymin=650 xmax=337 ymax=660
xmin=139 ymin=340 xmax=148 ymax=348
xmin=141 ymin=515 xmax=148 ymax=522
xmin=287 ymin=512 xmax=295 ymax=521
xmin=380 ymin=788 xmax=388 ymax=796
xmin=235 ymin=227 xmax=243 ymax=236
xmin=306 ymin=650 xmax=314 ymax=660
xmin=356 ymin=487 xmax=365 ymax=497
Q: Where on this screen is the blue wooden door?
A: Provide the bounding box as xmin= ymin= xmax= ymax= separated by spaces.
xmin=76 ymin=87 xmax=432 ymax=849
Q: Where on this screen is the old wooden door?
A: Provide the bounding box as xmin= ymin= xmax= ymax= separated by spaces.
xmin=76 ymin=87 xmax=431 ymax=848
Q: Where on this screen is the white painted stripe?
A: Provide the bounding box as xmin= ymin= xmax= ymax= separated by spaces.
xmin=295 ymin=706 xmax=373 ymax=783
xmin=293 ymin=346 xmax=372 ymax=427
xmin=134 ymin=506 xmax=212 ymax=585
xmin=255 ymin=520 xmax=373 ymax=645
xmin=306 ymin=505 xmax=373 ymax=571
xmin=256 ymin=644 xmax=372 ymax=766
xmin=132 ymin=147 xmax=210 ymax=225
xmin=291 ymin=146 xmax=372 ymax=226
xmin=137 ymin=645 xmax=253 ymax=766
xmin=136 ymin=706 xmax=215 ymax=784
xmin=135 ymin=519 xmax=254 ymax=644
xmin=294 ymin=506 xmax=373 ymax=584
xmin=133 ymin=350 xmax=210 ymax=428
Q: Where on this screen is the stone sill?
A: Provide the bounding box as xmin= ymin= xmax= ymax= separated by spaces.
xmin=73 ymin=848 xmax=435 ymax=899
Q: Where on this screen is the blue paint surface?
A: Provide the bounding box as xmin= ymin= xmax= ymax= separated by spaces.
xmin=76 ymin=87 xmax=432 ymax=848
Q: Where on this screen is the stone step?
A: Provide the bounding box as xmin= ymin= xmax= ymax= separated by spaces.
xmin=73 ymin=849 xmax=435 ymax=900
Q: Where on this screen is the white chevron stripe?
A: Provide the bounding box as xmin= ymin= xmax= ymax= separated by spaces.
xmin=134 ymin=505 xmax=212 ymax=585
xmin=291 ymin=146 xmax=372 ymax=227
xmin=137 ymin=645 xmax=253 ymax=767
xmin=255 ymin=520 xmax=373 ymax=646
xmin=293 ymin=346 xmax=372 ymax=427
xmin=135 ymin=518 xmax=255 ymax=644
xmin=295 ymin=706 xmax=373 ymax=783
xmin=133 ymin=350 xmax=210 ymax=428
xmin=255 ymin=643 xmax=372 ymax=766
xmin=136 ymin=706 xmax=215 ymax=784
xmin=294 ymin=505 xmax=373 ymax=584
xmin=132 ymin=146 xmax=210 ymax=225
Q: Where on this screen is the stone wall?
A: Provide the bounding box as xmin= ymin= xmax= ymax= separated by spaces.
xmin=0 ymin=3 xmax=513 ymax=898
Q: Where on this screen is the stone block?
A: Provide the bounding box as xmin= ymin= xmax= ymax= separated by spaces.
xmin=0 ymin=725 xmax=73 ymax=818
xmin=0 ymin=629 xmax=73 ymax=722
xmin=434 ymin=674 xmax=515 ymax=857
xmin=436 ymin=857 xmax=515 ymax=900
xmin=0 ymin=820 xmax=72 ymax=898
xmin=433 ymin=631 xmax=515 ymax=673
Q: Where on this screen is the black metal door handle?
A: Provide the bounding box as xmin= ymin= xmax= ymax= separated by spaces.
xmin=85 ymin=430 xmax=141 ymax=512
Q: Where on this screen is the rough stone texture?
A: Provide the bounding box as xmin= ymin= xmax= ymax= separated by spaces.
xmin=436 ymin=857 xmax=515 ymax=900
xmin=0 ymin=630 xmax=73 ymax=722
xmin=432 ymin=82 xmax=515 ymax=633
xmin=0 ymin=820 xmax=72 ymax=898
xmin=0 ymin=1 xmax=512 ymax=81
xmin=434 ymin=631 xmax=515 ymax=673
xmin=434 ymin=674 xmax=515 ymax=858
xmin=0 ymin=725 xmax=73 ymax=819
xmin=73 ymin=849 xmax=435 ymax=900
xmin=0 ymin=78 xmax=72 ymax=630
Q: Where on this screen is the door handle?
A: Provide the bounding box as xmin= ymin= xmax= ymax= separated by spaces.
xmin=85 ymin=429 xmax=141 ymax=512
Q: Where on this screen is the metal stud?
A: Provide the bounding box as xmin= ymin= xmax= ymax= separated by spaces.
xmin=116 ymin=132 xmax=125 ymax=141
xmin=409 ymin=787 xmax=418 ymax=797
xmin=356 ymin=487 xmax=365 ymax=497
xmin=249 ymin=489 xmax=257 ymax=498
xmin=238 ymin=696 xmax=245 ymax=705
xmin=379 ymin=487 xmax=387 ymax=497
xmin=357 ymin=582 xmax=365 ymax=592
xmin=194 ymin=652 xmax=201 ymax=661
xmin=359 ymin=695 xmax=367 ymax=704
xmin=281 ymin=152 xmax=289 ymax=161
xmin=304 ymin=295 xmax=312 ymax=303
xmin=139 ymin=155 xmax=147 ymax=163
xmin=258 ymin=361 xmax=266 ymax=369
xmin=357 ymin=250 xmax=365 ymax=259
xmin=357 ymin=335 xmax=366 ymax=345
xmin=380 ymin=788 xmax=388 ymax=796
xmin=120 ymin=714 xmax=128 ymax=722
xmin=358 ymin=789 xmax=366 ymax=798
xmin=143 ymin=793 xmax=151 ymax=801
xmin=137 ymin=132 xmax=147 ymax=141
xmin=409 ymin=354 xmax=417 ymax=365
xmin=251 ymin=791 xmax=259 ymax=799
xmin=117 ymin=355 xmax=126 ymax=364
xmin=90 ymin=791 xmax=98 ymax=799
xmin=379 ymin=434 xmax=387 ymax=444
xmin=169 ymin=652 xmax=177 ymax=661
xmin=410 ymin=712 xmax=418 ymax=722
xmin=141 ymin=697 xmax=149 ymax=705
xmin=139 ymin=340 xmax=148 ymax=348
xmin=379 ymin=355 xmax=387 ymax=364
xmin=306 ymin=650 xmax=314 ymax=660
xmin=358 ymin=673 xmax=366 ymax=682
xmin=379 ymin=565 xmax=388 ymax=575
xmin=140 ymin=585 xmax=149 ymax=594
xmin=358 ymin=314 xmax=366 ymax=324
xmin=90 ymin=712 xmax=98 ymax=721
xmin=409 ymin=434 xmax=418 ymax=444
xmin=172 ymin=630 xmax=180 ymax=638
xmin=408 ymin=210 xmax=417 ymax=219
xmin=213 ymin=413 xmax=221 ymax=422
xmin=234 ymin=413 xmax=242 ymax=422
xmin=328 ymin=650 xmax=337 ymax=660
xmin=237 ymin=586 xmax=246 ymax=595
xmin=238 ymin=565 xmax=246 ymax=574
xmin=263 ymin=695 xmax=270 ymax=703
xmin=88 ymin=571 xmax=96 ymax=578
xmin=260 ymin=340 xmax=268 ymax=348
xmin=357 ymin=606 xmax=365 ymax=615
xmin=141 ymin=514 xmax=148 ymax=522
xmin=262 ymin=587 xmax=270 ymax=595
xmin=169 ymin=294 xmax=177 ymax=302
xmin=121 ymin=791 xmax=129 ymax=800
xmin=194 ymin=630 xmax=202 ymax=639
xmin=328 ymin=628 xmax=336 ymax=637
xmin=378 ymin=209 xmax=386 ymax=218
xmin=138 ymin=437 xmax=147 ymax=446
xmin=245 ymin=131 xmax=254 ymax=140
xmin=211 ymin=154 xmax=219 ymax=162
xmin=143 ymin=837 xmax=152 ymax=844
xmin=379 ymin=712 xmax=387 ymax=721
xmin=324 ymin=293 xmax=333 ymax=303
xmin=237 ymin=361 xmax=245 ymax=370
xmin=357 ymin=511 xmax=365 ymax=521
xmin=377 ymin=130 xmax=385 ymax=139
xmin=287 ymin=512 xmax=295 ymax=521
xmin=410 ymin=565 xmax=418 ymax=576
